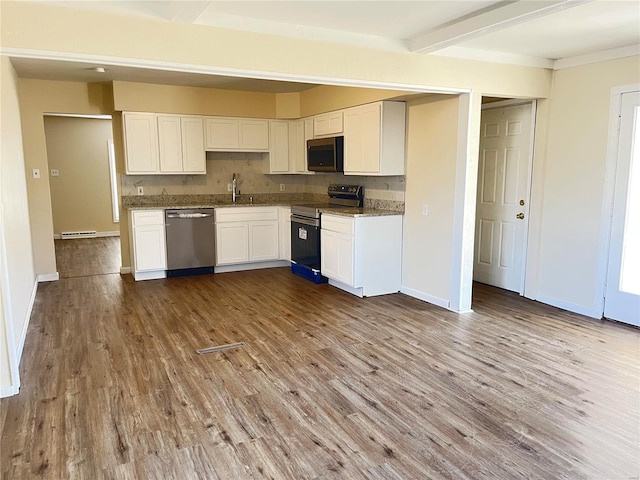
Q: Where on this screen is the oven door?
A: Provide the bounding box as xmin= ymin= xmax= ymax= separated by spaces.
xmin=290 ymin=215 xmax=321 ymax=270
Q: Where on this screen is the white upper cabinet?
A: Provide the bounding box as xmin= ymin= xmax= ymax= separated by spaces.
xmin=125 ymin=113 xmax=205 ymax=175
xmin=157 ymin=115 xmax=183 ymax=173
xmin=124 ymin=112 xmax=159 ymax=174
xmin=267 ymin=119 xmax=315 ymax=175
xmin=267 ymin=120 xmax=290 ymax=173
xmin=343 ymin=101 xmax=406 ymax=176
xmin=205 ymin=117 xmax=269 ymax=151
xmin=289 ymin=120 xmax=306 ymax=173
xmin=313 ymin=111 xmax=343 ymax=137
xmin=239 ymin=120 xmax=269 ymax=150
xmin=157 ymin=115 xmax=206 ymax=174
xmin=180 ymin=116 xmax=206 ymax=173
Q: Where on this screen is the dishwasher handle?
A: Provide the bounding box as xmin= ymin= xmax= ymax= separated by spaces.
xmin=166 ymin=212 xmax=213 ymax=219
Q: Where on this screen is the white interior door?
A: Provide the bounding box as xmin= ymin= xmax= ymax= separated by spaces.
xmin=474 ymin=103 xmax=533 ymax=293
xmin=604 ymin=91 xmax=640 ymax=326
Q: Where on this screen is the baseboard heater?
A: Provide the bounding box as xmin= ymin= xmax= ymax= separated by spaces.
xmin=60 ymin=230 xmax=97 ymax=239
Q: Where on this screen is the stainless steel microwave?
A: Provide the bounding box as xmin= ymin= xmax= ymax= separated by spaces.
xmin=307 ymin=136 xmax=344 ymax=172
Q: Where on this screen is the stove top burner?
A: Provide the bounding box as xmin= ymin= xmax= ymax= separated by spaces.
xmin=291 ymin=184 xmax=364 ymax=219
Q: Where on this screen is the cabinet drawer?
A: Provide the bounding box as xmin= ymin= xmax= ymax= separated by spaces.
xmin=321 ymin=214 xmax=354 ymax=235
xmin=215 ymin=206 xmax=279 ymax=223
xmin=132 ymin=210 xmax=164 ymax=226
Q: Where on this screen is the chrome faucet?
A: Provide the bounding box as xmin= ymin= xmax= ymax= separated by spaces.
xmin=232 ymin=173 xmax=239 ymax=203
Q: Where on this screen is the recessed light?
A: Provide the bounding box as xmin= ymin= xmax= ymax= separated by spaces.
xmin=93 ymin=67 xmax=106 ymax=73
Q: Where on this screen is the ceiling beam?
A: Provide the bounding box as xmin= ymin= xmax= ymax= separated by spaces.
xmin=405 ymin=0 xmax=591 ymax=54
xmin=169 ymin=1 xmax=211 ymax=24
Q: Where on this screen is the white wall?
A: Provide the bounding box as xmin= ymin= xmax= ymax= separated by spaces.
xmin=0 ymin=56 xmax=36 ymax=397
xmin=402 ymin=95 xmax=461 ymax=307
xmin=536 ymin=56 xmax=640 ymax=317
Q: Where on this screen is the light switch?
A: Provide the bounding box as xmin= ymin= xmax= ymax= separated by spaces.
xmin=422 ymin=204 xmax=429 ymax=216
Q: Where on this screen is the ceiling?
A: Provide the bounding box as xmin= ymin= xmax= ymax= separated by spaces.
xmin=10 ymin=0 xmax=640 ymax=93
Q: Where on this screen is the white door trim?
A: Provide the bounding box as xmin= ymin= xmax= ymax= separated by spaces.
xmin=481 ymin=98 xmax=535 ymax=110
xmin=520 ymin=100 xmax=537 ymax=294
xmin=596 ymin=84 xmax=640 ymax=317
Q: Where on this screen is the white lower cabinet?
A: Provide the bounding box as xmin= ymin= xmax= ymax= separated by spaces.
xmin=321 ymin=213 xmax=403 ymax=297
xmin=249 ymin=221 xmax=279 ymax=261
xmin=215 ymin=207 xmax=283 ymax=269
xmin=129 ymin=209 xmax=167 ymax=281
xmin=216 ymin=222 xmax=250 ymax=264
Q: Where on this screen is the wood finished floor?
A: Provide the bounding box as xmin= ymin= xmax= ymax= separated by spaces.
xmin=55 ymin=237 xmax=121 ymax=279
xmin=1 ymin=255 xmax=639 ymax=478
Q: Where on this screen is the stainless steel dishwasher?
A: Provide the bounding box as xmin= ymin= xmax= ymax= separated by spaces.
xmin=165 ymin=208 xmax=215 ymax=277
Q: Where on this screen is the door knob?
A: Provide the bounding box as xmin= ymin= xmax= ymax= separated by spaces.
xmin=516 ymin=213 xmax=525 ymax=219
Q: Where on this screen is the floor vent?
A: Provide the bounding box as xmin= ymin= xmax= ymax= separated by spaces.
xmin=60 ymin=231 xmax=97 ymax=239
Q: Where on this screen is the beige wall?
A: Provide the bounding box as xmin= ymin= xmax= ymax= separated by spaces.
xmin=0 ymin=57 xmax=36 ymax=395
xmin=17 ymin=79 xmax=114 ymax=276
xmin=536 ymin=56 xmax=640 ymax=316
xmin=300 ymin=86 xmax=417 ymax=117
xmin=402 ymin=95 xmax=460 ymax=305
xmin=112 ymin=81 xmax=277 ymax=118
xmin=44 ymin=116 xmax=117 ymax=235
xmin=1 ymin=2 xmax=552 ymax=99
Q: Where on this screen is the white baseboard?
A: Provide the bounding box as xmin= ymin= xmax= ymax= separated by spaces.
xmin=400 ymin=286 xmax=451 ymax=310
xmin=0 ymin=384 xmax=19 ymax=398
xmin=17 ymin=280 xmax=38 ymax=361
xmin=119 ymin=266 xmax=131 ymax=275
xmin=328 ymin=279 xmax=364 ymax=298
xmin=37 ymin=272 xmax=59 ymax=282
xmin=214 ymin=260 xmax=289 ymax=274
xmin=53 ymin=231 xmax=120 ymax=240
xmin=536 ymin=295 xmax=602 ymax=319
xmin=133 ymin=270 xmax=166 ymax=281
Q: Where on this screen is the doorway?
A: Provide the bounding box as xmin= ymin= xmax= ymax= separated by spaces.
xmin=603 ymin=90 xmax=640 ymax=326
xmin=473 ymin=100 xmax=535 ymax=294
xmin=43 ymin=115 xmax=121 ymax=278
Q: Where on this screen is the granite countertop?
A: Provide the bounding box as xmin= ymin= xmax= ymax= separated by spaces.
xmin=317 ymin=207 xmax=401 ymax=217
xmin=123 ymin=194 xmax=404 ymax=217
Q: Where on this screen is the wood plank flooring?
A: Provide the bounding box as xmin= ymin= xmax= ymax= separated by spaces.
xmin=54 ymin=237 xmax=121 ymax=279
xmin=1 ymin=267 xmax=639 ymax=479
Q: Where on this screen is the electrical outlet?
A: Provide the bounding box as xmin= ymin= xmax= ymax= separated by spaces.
xmin=422 ymin=204 xmax=429 ymax=216
xmin=280 ymin=184 xmax=285 ymax=192
xmin=50 ymin=169 xmax=59 ymax=177
xmin=227 ymin=183 xmax=232 ymax=192
xmin=137 ymin=186 xmax=144 ymax=196
xmin=32 ymin=169 xmax=40 ymax=179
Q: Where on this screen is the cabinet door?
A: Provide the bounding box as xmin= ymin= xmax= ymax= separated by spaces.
xmin=344 ymin=103 xmax=381 ymax=174
xmin=249 ymin=221 xmax=279 ymax=262
xmin=269 ymin=121 xmax=290 ymax=173
xmin=157 ymin=115 xmax=183 ymax=173
xmin=288 ymin=120 xmax=306 ymax=174
xmin=181 ymin=117 xmax=206 ymax=173
xmin=239 ymin=120 xmax=269 ymax=150
xmin=321 ymin=229 xmax=354 ymax=285
xmin=216 ymin=223 xmax=249 ymax=265
xmin=205 ymin=118 xmax=239 ymax=150
xmin=124 ymin=113 xmax=159 ymax=174
xmin=314 ymin=112 xmax=343 ymax=137
xmin=134 ymin=225 xmax=166 ymax=271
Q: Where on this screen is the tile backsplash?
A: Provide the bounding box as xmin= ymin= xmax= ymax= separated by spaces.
xmin=121 ymin=152 xmax=405 ymax=202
